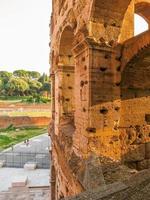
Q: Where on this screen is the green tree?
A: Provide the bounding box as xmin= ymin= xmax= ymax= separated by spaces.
xmin=41 ymin=82 xmax=51 ymax=92
xmin=28 ymin=71 xmax=41 ymax=79
xmin=0 ymin=79 xmax=3 ymax=93
xmin=28 ymin=80 xmax=42 ymax=94
xmin=0 ymin=71 xmax=12 ymax=84
xmin=13 ymin=70 xmax=28 ymax=78
xmin=5 ymin=78 xmax=29 ymax=96
xmin=38 ymin=73 xmax=49 ymax=84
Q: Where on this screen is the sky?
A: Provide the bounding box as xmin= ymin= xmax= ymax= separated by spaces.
xmin=134 ymin=14 xmax=148 ymax=36
xmin=0 ymin=1 xmax=148 ymax=74
xmin=0 ymin=0 xmax=52 ymax=74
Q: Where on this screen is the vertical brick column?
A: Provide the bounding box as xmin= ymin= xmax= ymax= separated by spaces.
xmin=73 ymin=37 xmax=122 ymax=160
xmin=54 ymin=64 xmax=75 ymax=135
xmin=50 ymin=72 xmax=55 ymax=121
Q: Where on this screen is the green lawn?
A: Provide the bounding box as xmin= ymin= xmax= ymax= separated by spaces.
xmin=0 ymin=96 xmax=29 ymax=103
xmin=0 ymin=127 xmax=48 ymax=150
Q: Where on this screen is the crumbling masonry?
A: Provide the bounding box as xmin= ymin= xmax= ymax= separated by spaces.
xmin=49 ymin=0 xmax=150 ymax=199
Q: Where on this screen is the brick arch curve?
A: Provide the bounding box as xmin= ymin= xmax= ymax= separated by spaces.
xmin=120 ymin=41 xmax=150 ymax=168
xmin=59 ymin=26 xmax=74 ymax=55
xmin=89 ymin=0 xmax=132 ymax=42
xmin=119 ymin=0 xmax=150 ymax=42
xmin=56 ymin=25 xmax=75 ymax=66
xmin=121 ymin=43 xmax=150 ymax=96
xmin=135 ymin=0 xmax=150 ymax=25
xmin=121 ymin=30 xmax=150 ymax=71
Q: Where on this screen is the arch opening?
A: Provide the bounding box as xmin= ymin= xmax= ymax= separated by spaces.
xmin=56 ymin=26 xmax=75 ymax=122
xmin=134 ymin=2 xmax=150 ymax=36
xmin=59 ymin=26 xmax=74 ymax=66
xmin=134 ymin=14 xmax=149 ymax=36
xmin=120 ymin=46 xmax=150 ymax=167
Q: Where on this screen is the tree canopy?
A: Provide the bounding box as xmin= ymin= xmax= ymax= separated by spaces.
xmin=0 ymin=70 xmax=51 ymax=97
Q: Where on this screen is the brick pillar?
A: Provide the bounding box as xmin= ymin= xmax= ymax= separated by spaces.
xmin=50 ymin=72 xmax=55 ymax=120
xmin=54 ymin=64 xmax=75 ymax=135
xmin=73 ymin=37 xmax=122 ymax=160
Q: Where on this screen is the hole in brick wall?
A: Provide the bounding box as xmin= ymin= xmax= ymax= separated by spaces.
xmin=138 ymin=133 xmax=143 ymax=139
xmin=149 ymin=133 xmax=150 ymax=137
xmin=68 ymin=86 xmax=73 ymax=89
xmin=128 ymin=133 xmax=132 ymax=140
xmin=104 ymin=22 xmax=107 ymax=28
xmin=99 ymin=37 xmax=105 ymax=43
xmin=84 ymin=65 xmax=87 ymax=70
xmin=82 ymin=57 xmax=85 ymax=62
xmin=100 ymin=66 xmax=107 ymax=72
xmin=117 ymin=66 xmax=121 ymax=72
xmin=83 ymin=108 xmax=86 ymax=112
xmin=80 ymin=80 xmax=84 ymax=87
xmin=115 ymin=56 xmax=121 ymax=61
xmin=67 ymin=74 xmax=70 ymax=77
xmin=145 ymin=114 xmax=150 ymax=125
xmin=86 ymin=127 xmax=96 ymax=133
xmin=59 ymin=194 xmax=64 ymax=199
xmin=59 ymin=86 xmax=62 ymax=89
xmin=66 ymin=187 xmax=69 ymax=193
xmin=109 ymin=40 xmax=115 ymax=47
xmin=111 ymin=22 xmax=116 ymax=27
xmin=115 ymin=82 xmax=121 ymax=87
xmin=115 ymin=106 xmax=120 ymax=111
xmin=100 ymin=108 xmax=108 ymax=115
xmin=105 ymin=54 xmax=111 ymax=59
xmin=65 ymin=98 xmax=70 ymax=102
xmin=84 ymin=81 xmax=88 ymax=84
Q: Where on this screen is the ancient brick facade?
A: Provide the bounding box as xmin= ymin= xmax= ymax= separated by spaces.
xmin=49 ymin=0 xmax=150 ymax=199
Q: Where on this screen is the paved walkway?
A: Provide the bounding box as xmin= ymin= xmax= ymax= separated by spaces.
xmin=0 ymin=134 xmax=51 ymax=192
xmin=0 ymin=168 xmax=50 ymax=192
xmin=0 ymin=186 xmax=50 ymax=200
xmin=3 ymin=133 xmax=51 ymax=153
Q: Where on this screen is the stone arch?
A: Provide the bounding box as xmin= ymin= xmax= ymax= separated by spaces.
xmin=135 ymin=0 xmax=150 ymax=25
xmin=121 ymin=45 xmax=150 ymax=100
xmin=58 ymin=25 xmax=75 ymax=66
xmin=89 ymin=0 xmax=133 ymax=42
xmin=119 ymin=0 xmax=150 ymax=42
xmin=55 ymin=25 xmax=75 ymax=127
xmin=121 ymin=29 xmax=150 ymax=71
xmin=120 ymin=44 xmax=150 ymax=167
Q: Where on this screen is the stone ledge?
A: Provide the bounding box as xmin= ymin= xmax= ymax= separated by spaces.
xmin=12 ymin=176 xmax=28 ymax=187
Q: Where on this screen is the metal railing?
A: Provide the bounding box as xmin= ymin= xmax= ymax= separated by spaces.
xmin=0 ymin=152 xmax=50 ymax=169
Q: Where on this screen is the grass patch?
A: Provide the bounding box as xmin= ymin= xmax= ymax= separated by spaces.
xmin=0 ymin=126 xmax=48 ymax=150
xmin=0 ymin=96 xmax=30 ymax=103
xmin=0 ymin=96 xmax=51 ymax=104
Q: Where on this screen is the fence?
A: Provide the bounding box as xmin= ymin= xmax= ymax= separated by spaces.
xmin=0 ymin=152 xmax=50 ymax=169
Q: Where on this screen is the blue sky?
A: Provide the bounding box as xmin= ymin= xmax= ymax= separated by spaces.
xmin=0 ymin=1 xmax=148 ymax=74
